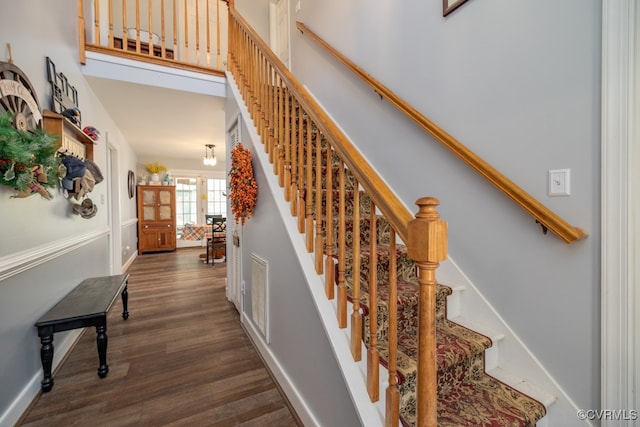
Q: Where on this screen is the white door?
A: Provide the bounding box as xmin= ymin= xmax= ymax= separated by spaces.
xmin=269 ymin=0 xmax=290 ymax=68
xmin=227 ymin=118 xmax=242 ymax=311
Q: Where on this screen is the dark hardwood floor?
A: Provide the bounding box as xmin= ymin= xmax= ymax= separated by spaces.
xmin=19 ymin=248 xmax=302 ymax=427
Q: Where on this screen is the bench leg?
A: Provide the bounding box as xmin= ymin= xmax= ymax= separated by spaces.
xmin=121 ymin=284 xmax=129 ymax=320
xmin=96 ymin=325 xmax=109 ymax=378
xmin=39 ymin=335 xmax=54 ymax=392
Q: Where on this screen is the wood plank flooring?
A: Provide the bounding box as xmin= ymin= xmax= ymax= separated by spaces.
xmin=19 ymin=248 xmax=302 ymax=427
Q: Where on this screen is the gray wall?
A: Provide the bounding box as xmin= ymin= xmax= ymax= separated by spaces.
xmin=235 ymin=0 xmax=270 ymax=43
xmin=292 ymin=0 xmax=601 ymax=413
xmin=0 ymin=0 xmax=139 ymax=421
xmin=225 ymin=93 xmax=362 ymax=426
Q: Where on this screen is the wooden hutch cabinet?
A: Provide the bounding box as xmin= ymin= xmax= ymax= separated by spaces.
xmin=136 ymin=185 xmax=176 ymax=253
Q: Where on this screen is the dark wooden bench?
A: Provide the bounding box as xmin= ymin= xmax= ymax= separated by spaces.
xmin=35 ymin=274 xmax=130 ymax=392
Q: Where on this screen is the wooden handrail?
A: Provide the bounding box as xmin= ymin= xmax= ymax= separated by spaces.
xmin=230 ymin=10 xmax=414 ymax=243
xmin=296 ymin=22 xmax=588 ymax=244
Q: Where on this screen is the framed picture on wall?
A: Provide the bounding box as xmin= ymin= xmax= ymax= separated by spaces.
xmin=443 ymin=0 xmax=470 ymax=16
xmin=127 ymin=170 xmax=135 ymax=199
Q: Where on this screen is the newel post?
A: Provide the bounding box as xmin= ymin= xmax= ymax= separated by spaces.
xmin=406 ymin=197 xmax=448 ymax=427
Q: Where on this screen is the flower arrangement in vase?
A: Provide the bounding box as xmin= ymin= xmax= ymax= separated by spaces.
xmin=145 ymin=162 xmax=167 ymax=184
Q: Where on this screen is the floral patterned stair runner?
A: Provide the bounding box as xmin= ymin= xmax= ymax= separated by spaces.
xmin=327 ymin=186 xmax=544 ymax=426
xmin=297 ymin=123 xmax=547 ymax=425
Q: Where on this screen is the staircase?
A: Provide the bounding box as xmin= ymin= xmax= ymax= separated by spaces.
xmin=226 ymin=9 xmax=552 ymax=424
xmin=313 ymin=139 xmax=548 ymax=426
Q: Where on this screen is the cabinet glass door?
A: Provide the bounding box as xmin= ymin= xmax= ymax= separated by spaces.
xmin=158 ymin=189 xmax=173 ymax=221
xmin=142 ymin=189 xmax=157 ymax=221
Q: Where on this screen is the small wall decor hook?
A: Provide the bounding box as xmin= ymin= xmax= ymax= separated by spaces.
xmin=7 ymin=43 xmax=13 ymax=64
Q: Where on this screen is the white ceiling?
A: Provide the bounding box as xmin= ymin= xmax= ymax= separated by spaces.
xmin=85 ymin=75 xmax=228 ymax=173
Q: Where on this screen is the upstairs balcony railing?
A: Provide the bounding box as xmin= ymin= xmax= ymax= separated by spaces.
xmin=78 ymin=0 xmax=228 ymax=76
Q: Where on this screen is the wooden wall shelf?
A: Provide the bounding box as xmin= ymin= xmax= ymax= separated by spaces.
xmin=42 ymin=109 xmax=94 ymax=161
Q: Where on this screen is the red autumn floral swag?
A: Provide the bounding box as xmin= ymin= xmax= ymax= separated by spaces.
xmin=228 ymin=143 xmax=258 ymax=224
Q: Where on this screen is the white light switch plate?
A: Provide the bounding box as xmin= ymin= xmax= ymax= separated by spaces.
xmin=548 ymin=169 xmax=570 ymax=196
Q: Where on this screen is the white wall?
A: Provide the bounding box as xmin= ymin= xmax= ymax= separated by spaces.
xmin=235 ymin=0 xmax=270 ymax=42
xmin=0 ymin=1 xmax=139 ymax=423
xmin=292 ymin=0 xmax=601 ymax=414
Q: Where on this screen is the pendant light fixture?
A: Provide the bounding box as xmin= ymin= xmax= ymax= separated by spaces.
xmin=203 ymin=144 xmax=217 ymax=166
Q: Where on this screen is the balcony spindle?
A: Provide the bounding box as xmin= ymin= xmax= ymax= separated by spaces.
xmin=172 ymin=0 xmax=178 ymax=55
xmin=161 ymin=0 xmax=166 ymax=58
xmin=108 ymin=0 xmax=114 ymax=47
xmin=148 ymin=0 xmax=153 ymax=56
xmin=135 ymin=0 xmax=141 ymax=53
xmin=183 ymin=0 xmax=189 ymax=62
xmin=94 ymin=0 xmax=100 ymax=44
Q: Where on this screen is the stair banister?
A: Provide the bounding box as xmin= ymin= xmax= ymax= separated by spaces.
xmin=228 ymin=6 xmax=442 ymax=426
xmin=295 ymin=22 xmax=588 ymax=245
xmin=229 ymin=8 xmax=415 ymax=243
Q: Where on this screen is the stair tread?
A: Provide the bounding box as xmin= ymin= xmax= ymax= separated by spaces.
xmin=434 ymin=373 xmax=547 ymax=427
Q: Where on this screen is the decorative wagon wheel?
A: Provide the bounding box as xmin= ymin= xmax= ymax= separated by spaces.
xmin=0 ymin=61 xmax=43 ymax=132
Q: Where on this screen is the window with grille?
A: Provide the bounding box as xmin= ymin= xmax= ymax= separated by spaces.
xmin=206 ymin=178 xmax=227 ymax=217
xmin=175 ymin=177 xmax=198 ymax=233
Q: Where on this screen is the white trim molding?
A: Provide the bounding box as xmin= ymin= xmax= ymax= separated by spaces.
xmin=0 ymin=228 xmax=110 ymax=282
xmin=601 ymin=0 xmax=639 ymax=424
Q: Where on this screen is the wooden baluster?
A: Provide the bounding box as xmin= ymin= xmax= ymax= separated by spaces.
xmin=78 ymin=0 xmax=87 ymax=64
xmin=305 ymin=119 xmax=314 ymax=252
xmin=250 ymin=41 xmax=257 ymax=120
xmin=135 ymin=0 xmax=140 ymax=53
xmin=324 ymin=143 xmax=334 ymax=299
xmin=278 ymin=84 xmax=286 ymax=184
xmin=282 ymin=86 xmax=290 ymax=191
xmin=216 ymin=0 xmax=221 ymax=68
xmin=172 ymin=0 xmax=178 ymax=58
xmin=194 ymin=0 xmax=200 ymax=63
xmin=259 ymin=55 xmax=269 ymax=138
xmin=206 ymin=0 xmax=211 ymax=65
xmin=407 ymin=197 xmax=447 ymax=427
xmin=148 ymin=0 xmax=153 ymax=57
xmin=290 ymin=99 xmax=298 ymax=216
xmin=296 ymin=106 xmax=304 ymax=226
xmin=122 ymin=0 xmax=127 ymax=48
xmin=337 ymin=160 xmax=347 ymax=327
xmin=94 ymin=0 xmax=100 ymax=45
xmin=275 ymin=77 xmax=283 ymax=174
xmin=183 ymin=0 xmax=189 ymax=62
xmin=267 ymin=65 xmax=275 ymax=155
xmin=385 ymin=227 xmax=400 ymax=426
xmin=367 ymin=200 xmax=379 ymax=402
xmin=161 ymin=0 xmax=166 ymax=58
xmin=314 ymin=127 xmax=324 ymax=274
xmin=108 ymin=0 xmax=113 ymax=47
xmin=350 ymin=180 xmax=362 ymax=360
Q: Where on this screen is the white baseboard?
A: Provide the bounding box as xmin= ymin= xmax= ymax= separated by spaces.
xmin=0 ymin=330 xmax=82 ymax=427
xmin=241 ymin=314 xmax=321 ymax=427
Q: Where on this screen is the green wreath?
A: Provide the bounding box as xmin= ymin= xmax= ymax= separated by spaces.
xmin=0 ymin=112 xmax=60 ymax=198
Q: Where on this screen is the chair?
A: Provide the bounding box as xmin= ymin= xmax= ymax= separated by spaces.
xmin=205 ymin=215 xmax=226 ymax=265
